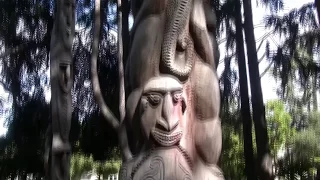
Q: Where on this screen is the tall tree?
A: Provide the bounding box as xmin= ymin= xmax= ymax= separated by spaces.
xmin=91 ymin=0 xmax=119 ymax=130
xmin=315 ymin=0 xmax=320 ymax=24
xmin=49 ymin=0 xmax=76 ymax=179
xmin=117 ymin=0 xmax=125 ymax=129
xmin=117 ymin=0 xmax=131 ymax=161
xmin=243 ymin=0 xmax=273 ymax=179
xmin=264 ymin=2 xmax=319 ymax=114
xmin=218 ymin=0 xmax=239 ymax=114
xmin=122 ymin=0 xmax=130 ymax=64
xmin=235 ymin=0 xmax=256 ymax=179
xmin=91 ymin=0 xmax=131 ymax=162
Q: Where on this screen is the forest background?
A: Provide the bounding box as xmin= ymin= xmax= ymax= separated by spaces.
xmin=0 ymin=0 xmax=319 ymax=179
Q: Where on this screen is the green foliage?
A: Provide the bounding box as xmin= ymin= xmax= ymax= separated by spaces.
xmin=70 ymin=153 xmax=121 ymax=180
xmin=308 ymin=111 xmax=320 ymax=130
xmin=0 ymin=0 xmax=319 ymax=179
xmin=265 ymin=100 xmax=294 ymax=156
xmin=276 ymin=110 xmax=320 ymax=178
xmin=221 ymin=125 xmax=246 ymax=179
xmin=220 ymin=105 xmax=246 ymax=179
xmin=96 ymin=160 xmax=121 ymax=178
xmin=292 ymin=130 xmax=319 ymax=161
xmin=70 ymin=153 xmax=95 ymax=180
xmin=264 ymin=100 xmax=320 ymax=178
xmin=291 ymin=111 xmax=320 ymax=167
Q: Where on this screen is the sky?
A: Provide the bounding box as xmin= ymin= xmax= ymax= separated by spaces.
xmin=217 ymin=0 xmax=315 ymax=103
xmin=0 ymin=0 xmax=314 ymax=136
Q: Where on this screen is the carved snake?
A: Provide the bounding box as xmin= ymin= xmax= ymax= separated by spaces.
xmin=161 ymin=0 xmax=194 ymax=79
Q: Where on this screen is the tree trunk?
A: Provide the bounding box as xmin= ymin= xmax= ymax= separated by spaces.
xmin=50 ymin=0 xmax=75 ymax=179
xmin=91 ymin=0 xmax=119 ymax=130
xmin=242 ymin=0 xmax=273 ymax=179
xmin=117 ymin=0 xmax=124 ymax=122
xmin=235 ymin=1 xmax=257 ymax=179
xmin=315 ymin=0 xmax=320 ymax=25
xmin=313 ymin=75 xmax=318 ymax=111
xmin=91 ymin=0 xmax=132 ymax=161
xmin=117 ymin=0 xmax=132 ymax=161
xmin=316 ymin=0 xmax=320 ymax=116
xmin=117 ymin=0 xmax=125 ymax=128
xmin=122 ymin=0 xmax=130 ymax=65
xmin=222 ymin=56 xmax=231 ymax=110
xmin=316 ymin=166 xmax=320 ymax=180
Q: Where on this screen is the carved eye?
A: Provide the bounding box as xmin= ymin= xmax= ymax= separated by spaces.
xmin=147 ymin=93 xmax=162 ymax=106
xmin=172 ymin=91 xmax=183 ymax=103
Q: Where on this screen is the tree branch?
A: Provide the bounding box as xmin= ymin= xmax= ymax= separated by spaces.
xmin=0 ymin=44 xmax=26 ymax=59
xmin=256 ymin=39 xmax=265 ymax=53
xmin=117 ymin=0 xmax=125 ymax=124
xmin=117 ymin=0 xmax=132 ymax=162
xmin=91 ymin=0 xmax=132 ymax=162
xmin=0 ymin=41 xmax=46 ymax=59
xmin=258 ymin=53 xmax=266 ymax=63
xmin=91 ymin=0 xmax=119 ymax=130
xmin=218 ymin=52 xmax=236 ymax=65
xmin=260 ymin=61 xmax=273 ymax=78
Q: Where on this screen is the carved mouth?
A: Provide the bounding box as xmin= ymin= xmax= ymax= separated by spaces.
xmin=151 ymin=129 xmax=182 ymax=147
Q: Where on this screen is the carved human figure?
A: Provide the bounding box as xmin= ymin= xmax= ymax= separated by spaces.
xmin=121 ymin=73 xmax=223 ymax=179
xmin=140 ymin=76 xmax=185 ymax=146
xmin=120 ymin=76 xmax=193 ymax=180
xmin=124 ymin=76 xmax=186 ymax=153
xmin=90 ymin=0 xmax=223 ymax=178
xmin=125 ymin=0 xmax=223 ymax=179
xmin=48 ymin=0 xmax=75 ymax=179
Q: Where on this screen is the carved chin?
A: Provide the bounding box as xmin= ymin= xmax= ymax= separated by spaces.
xmin=151 ymin=129 xmax=183 ymax=147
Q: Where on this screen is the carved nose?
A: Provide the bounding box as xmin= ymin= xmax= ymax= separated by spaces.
xmin=158 ymin=94 xmax=179 ymax=132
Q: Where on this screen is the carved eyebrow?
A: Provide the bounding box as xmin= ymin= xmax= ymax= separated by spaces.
xmin=143 ymin=77 xmax=183 ymax=93
xmin=143 ymin=87 xmax=182 ymax=95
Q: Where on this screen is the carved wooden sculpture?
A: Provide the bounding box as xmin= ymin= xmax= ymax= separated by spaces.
xmin=48 ymin=0 xmax=75 ymax=179
xmin=91 ymin=0 xmax=223 ymax=179
xmin=120 ymin=76 xmax=192 ymax=179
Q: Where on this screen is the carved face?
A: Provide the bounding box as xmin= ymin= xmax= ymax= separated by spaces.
xmin=57 ymin=0 xmax=75 ymax=48
xmin=139 ymin=76 xmax=186 ymax=147
xmin=63 ymin=0 xmax=75 ymax=31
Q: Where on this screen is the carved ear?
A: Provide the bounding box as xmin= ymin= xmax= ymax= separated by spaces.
xmin=181 ymin=96 xmax=187 ymax=114
xmin=181 ymin=90 xmax=188 ymax=114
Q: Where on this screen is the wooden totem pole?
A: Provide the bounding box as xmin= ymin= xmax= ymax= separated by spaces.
xmin=91 ymin=0 xmax=223 ymax=179
xmin=48 ymin=0 xmax=75 ymax=179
